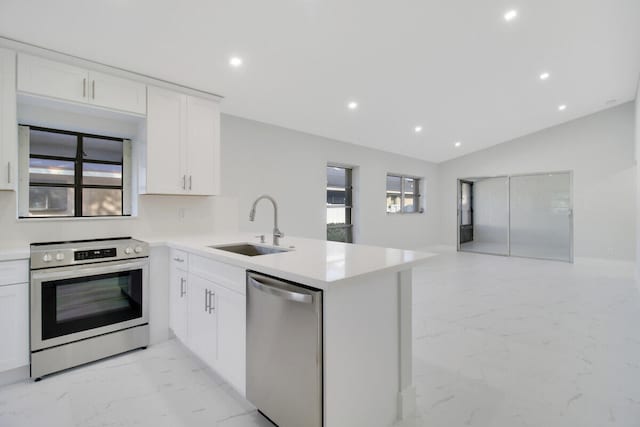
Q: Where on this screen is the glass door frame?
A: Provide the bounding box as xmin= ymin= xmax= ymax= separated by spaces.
xmin=457 ymin=170 xmax=574 ymax=263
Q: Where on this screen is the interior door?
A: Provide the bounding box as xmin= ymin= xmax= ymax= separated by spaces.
xmin=509 ymin=172 xmax=572 ymax=261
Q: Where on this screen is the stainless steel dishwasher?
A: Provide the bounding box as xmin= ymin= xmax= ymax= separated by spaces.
xmin=246 ymin=271 xmax=323 ymax=427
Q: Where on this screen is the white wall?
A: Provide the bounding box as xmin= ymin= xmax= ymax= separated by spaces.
xmin=635 ymin=79 xmax=640 ymax=276
xmin=0 ymin=192 xmax=238 ymax=249
xmin=439 ymin=102 xmax=636 ymax=261
xmin=220 ymin=114 xmax=440 ymax=250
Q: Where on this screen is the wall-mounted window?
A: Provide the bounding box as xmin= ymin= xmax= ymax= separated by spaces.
xmin=386 ymin=174 xmax=422 ymax=214
xmin=18 ymin=126 xmax=131 ymax=218
xmin=326 ymin=165 xmax=353 ymax=243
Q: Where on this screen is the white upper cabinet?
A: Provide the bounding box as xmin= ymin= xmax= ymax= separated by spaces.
xmin=17 ymin=54 xmax=87 ymax=103
xmin=186 ymin=95 xmax=221 ymax=196
xmin=0 ymin=48 xmax=17 ymax=191
xmin=146 ymin=86 xmax=186 ymax=194
xmin=88 ymin=71 xmax=147 ymax=114
xmin=17 ymin=53 xmax=147 ymax=115
xmin=144 ymin=86 xmax=220 ymax=195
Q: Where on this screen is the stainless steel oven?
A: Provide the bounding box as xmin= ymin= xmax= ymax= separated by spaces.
xmin=30 ymin=238 xmax=149 ymax=379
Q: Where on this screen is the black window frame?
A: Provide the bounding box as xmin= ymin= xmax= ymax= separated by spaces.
xmin=326 ymin=165 xmax=354 ymax=243
xmin=22 ymin=125 xmax=128 ymax=218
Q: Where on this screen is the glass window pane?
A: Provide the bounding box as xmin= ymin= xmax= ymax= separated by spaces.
xmin=386 ymin=175 xmax=402 ymax=213
xmin=28 ymin=187 xmax=74 ymax=217
xmin=327 ymin=166 xmax=346 ymax=188
xmin=327 ymin=207 xmax=350 ymax=225
xmin=83 ymin=137 xmax=123 ymax=162
xmin=30 ymin=129 xmax=77 ymax=158
xmin=29 ymin=158 xmax=75 ymax=185
xmin=403 ymin=194 xmax=415 ymax=213
xmin=327 ymin=226 xmax=352 ymax=243
xmin=404 ymin=177 xmax=415 ymax=194
xmin=83 ymin=163 xmax=122 ymax=186
xmin=82 ymin=188 xmax=123 ymax=216
xmin=327 ymin=189 xmax=347 ymax=205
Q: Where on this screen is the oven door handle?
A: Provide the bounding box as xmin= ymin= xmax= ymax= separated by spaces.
xmin=31 ymin=260 xmax=149 ymax=281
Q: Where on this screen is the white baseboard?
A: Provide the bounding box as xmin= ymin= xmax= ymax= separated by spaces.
xmin=397 ymin=385 xmax=417 ymax=420
xmin=0 ymin=365 xmax=30 ymax=387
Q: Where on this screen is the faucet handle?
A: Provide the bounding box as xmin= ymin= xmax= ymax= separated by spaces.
xmin=255 ymin=234 xmax=265 ymax=244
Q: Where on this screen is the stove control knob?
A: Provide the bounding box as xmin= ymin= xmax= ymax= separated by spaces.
xmin=134 ymin=246 xmax=143 ymax=254
xmin=124 ymin=247 xmax=133 ymax=255
xmin=42 ymin=253 xmax=53 ymax=262
xmin=55 ymin=253 xmax=65 ymax=261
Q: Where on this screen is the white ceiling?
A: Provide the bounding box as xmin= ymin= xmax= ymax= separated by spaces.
xmin=1 ymin=0 xmax=639 ymax=163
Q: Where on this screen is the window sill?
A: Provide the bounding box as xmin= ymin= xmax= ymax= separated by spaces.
xmin=386 ymin=212 xmax=425 ymax=215
xmin=17 ymin=215 xmax=137 ymax=223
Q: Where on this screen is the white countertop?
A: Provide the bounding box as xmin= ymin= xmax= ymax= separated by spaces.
xmin=140 ymin=233 xmax=437 ymax=289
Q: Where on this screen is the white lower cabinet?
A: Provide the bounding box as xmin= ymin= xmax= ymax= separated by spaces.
xmin=169 ymin=264 xmax=189 ymax=343
xmin=187 ymin=273 xmax=217 ymax=368
xmin=168 ymin=251 xmax=246 ymax=395
xmin=215 ymin=283 xmax=246 ymax=395
xmin=0 ymin=259 xmax=29 ymax=372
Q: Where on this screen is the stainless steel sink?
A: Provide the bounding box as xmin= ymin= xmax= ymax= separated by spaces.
xmin=208 ymin=243 xmax=291 ymax=257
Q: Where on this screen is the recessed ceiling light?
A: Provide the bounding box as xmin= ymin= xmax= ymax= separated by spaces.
xmin=504 ymin=9 xmax=518 ymax=22
xmin=229 ymin=56 xmax=243 ymax=67
xmin=539 ymin=72 xmax=550 ymax=80
xmin=454 ymin=141 xmax=462 ymax=147
xmin=347 ymin=101 xmax=358 ymax=110
xmin=558 ymin=104 xmax=567 ymax=111
xmin=414 ymin=126 xmax=423 ymax=133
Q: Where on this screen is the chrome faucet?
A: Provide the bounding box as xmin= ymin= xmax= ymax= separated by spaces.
xmin=249 ymin=195 xmax=284 ymax=246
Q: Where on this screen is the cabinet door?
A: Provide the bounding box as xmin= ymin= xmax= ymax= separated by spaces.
xmin=0 ymin=48 xmax=17 ymax=191
xmin=146 ymin=86 xmax=187 ymax=194
xmin=215 ymin=284 xmax=246 ymax=395
xmin=187 ymin=274 xmax=217 ymax=368
xmin=17 ymin=54 xmax=88 ymax=103
xmin=88 ymin=71 xmax=147 ymax=115
xmin=169 ymin=266 xmax=188 ymax=343
xmin=185 ymin=96 xmax=220 ymax=195
xmin=0 ymin=283 xmax=29 ymax=372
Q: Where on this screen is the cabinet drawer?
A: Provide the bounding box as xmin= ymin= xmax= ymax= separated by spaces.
xmin=0 ymin=260 xmax=29 ymax=287
xmin=189 ymin=255 xmax=245 ymax=294
xmin=170 ymin=249 xmax=188 ymax=270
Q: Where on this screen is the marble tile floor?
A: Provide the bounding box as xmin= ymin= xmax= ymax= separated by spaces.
xmin=1 ymin=249 xmax=640 ymax=426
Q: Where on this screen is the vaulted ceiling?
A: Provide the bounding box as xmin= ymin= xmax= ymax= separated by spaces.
xmin=1 ymin=0 xmax=639 ymax=162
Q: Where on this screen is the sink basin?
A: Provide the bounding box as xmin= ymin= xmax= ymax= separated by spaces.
xmin=208 ymin=243 xmax=291 ymax=257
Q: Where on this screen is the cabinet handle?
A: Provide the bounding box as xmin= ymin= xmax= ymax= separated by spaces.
xmin=204 ymin=289 xmax=210 ymax=312
xmin=209 ymin=290 xmax=215 ymax=314
xmin=189 ymin=175 xmax=192 ymax=190
xmin=92 ymin=80 xmax=96 ymax=99
xmin=172 ymin=257 xmax=184 ymax=263
xmin=83 ymin=78 xmax=86 ymax=97
xmin=6 ymin=162 xmax=10 ymax=184
xmin=182 ymin=175 xmax=186 ymax=190
xmin=180 ymin=277 xmax=186 ymax=297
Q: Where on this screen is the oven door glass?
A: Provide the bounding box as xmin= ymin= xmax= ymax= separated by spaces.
xmin=41 ymin=269 xmax=143 ymax=340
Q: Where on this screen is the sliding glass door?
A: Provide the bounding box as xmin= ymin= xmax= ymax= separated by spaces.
xmin=509 ymin=172 xmax=572 ymax=261
xmin=458 ymin=177 xmax=509 ymax=256
xmin=458 ymin=172 xmax=573 ymax=262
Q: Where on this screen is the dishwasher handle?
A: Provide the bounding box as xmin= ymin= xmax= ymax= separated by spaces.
xmin=248 ymin=276 xmax=313 ymax=304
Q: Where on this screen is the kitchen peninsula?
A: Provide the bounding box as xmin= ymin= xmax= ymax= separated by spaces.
xmin=145 ymin=233 xmax=435 ymax=427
